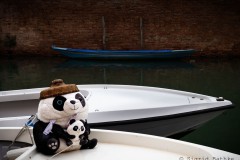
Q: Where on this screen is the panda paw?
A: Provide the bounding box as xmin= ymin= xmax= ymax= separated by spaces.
xmin=80 ymin=139 xmax=88 ymax=145
xmin=68 ymin=135 xmax=76 ymax=139
xmin=80 ymin=138 xmax=98 ymax=149
xmin=66 ymin=139 xmax=73 ymax=146
xmin=47 ymin=138 xmax=59 ymax=151
xmin=88 ymin=138 xmax=98 ymax=149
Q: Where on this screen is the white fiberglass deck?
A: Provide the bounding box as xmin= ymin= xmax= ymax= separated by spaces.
xmin=81 ymin=85 xmax=231 ymax=123
xmin=86 ymin=85 xmax=212 ymax=112
xmin=9 ymin=129 xmax=238 ymax=160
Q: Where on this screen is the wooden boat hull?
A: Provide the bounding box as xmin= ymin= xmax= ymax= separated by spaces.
xmin=0 ymin=85 xmax=233 ymax=137
xmin=52 ymin=46 xmax=195 ymax=59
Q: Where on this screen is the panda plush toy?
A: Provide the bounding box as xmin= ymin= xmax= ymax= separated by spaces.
xmin=57 ymin=119 xmax=87 ymax=152
xmin=33 ymin=79 xmax=97 ymax=155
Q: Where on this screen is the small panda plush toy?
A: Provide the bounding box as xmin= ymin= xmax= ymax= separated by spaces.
xmin=33 ymin=79 xmax=97 ymax=155
xmin=57 ymin=119 xmax=87 ymax=152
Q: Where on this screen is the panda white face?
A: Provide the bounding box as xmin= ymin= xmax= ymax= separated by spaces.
xmin=67 ymin=120 xmax=85 ymax=137
xmin=52 ymin=92 xmax=86 ymax=115
xmin=38 ymin=92 xmax=88 ymax=124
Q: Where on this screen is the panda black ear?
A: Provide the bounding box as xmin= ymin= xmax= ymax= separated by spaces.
xmin=80 ymin=119 xmax=85 ymax=124
xmin=69 ymin=119 xmax=76 ymax=125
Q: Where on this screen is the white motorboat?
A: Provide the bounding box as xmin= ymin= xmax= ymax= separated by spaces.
xmin=0 ymin=127 xmax=239 ymax=160
xmin=0 ymin=85 xmax=233 ymax=137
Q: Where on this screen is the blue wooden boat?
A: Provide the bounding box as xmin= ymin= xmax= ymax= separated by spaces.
xmin=52 ymin=45 xmax=195 ymax=59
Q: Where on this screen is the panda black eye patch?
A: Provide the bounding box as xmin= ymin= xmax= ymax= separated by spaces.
xmin=53 ymin=96 xmax=66 ymax=111
xmin=75 ymin=93 xmax=83 ymax=100
xmin=75 ymin=93 xmax=85 ymax=107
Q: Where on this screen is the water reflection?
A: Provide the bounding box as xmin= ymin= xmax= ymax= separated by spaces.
xmin=0 ymin=55 xmax=240 ymax=154
xmin=56 ymin=59 xmax=195 ymax=69
xmin=54 ymin=59 xmax=195 ymax=85
xmin=0 ymin=56 xmax=196 ymax=90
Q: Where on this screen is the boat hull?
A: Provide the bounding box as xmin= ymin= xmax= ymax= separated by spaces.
xmin=52 ymin=46 xmax=195 ymax=59
xmin=0 ymin=128 xmax=239 ymax=160
xmin=0 ymin=85 xmax=233 ymax=137
xmin=0 ymin=109 xmax=226 ymax=137
xmin=91 ymin=109 xmax=225 ymax=137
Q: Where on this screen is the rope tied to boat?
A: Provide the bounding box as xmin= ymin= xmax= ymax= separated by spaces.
xmin=7 ymin=115 xmax=36 ymax=150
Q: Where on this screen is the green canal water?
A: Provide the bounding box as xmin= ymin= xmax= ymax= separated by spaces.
xmin=0 ymin=55 xmax=240 ymax=154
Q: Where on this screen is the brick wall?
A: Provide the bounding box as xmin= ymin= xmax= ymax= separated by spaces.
xmin=0 ymin=0 xmax=240 ymax=56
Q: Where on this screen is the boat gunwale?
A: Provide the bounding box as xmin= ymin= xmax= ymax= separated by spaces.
xmin=0 ymin=84 xmax=218 ymax=101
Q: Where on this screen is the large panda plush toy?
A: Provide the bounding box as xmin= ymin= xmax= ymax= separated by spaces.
xmin=33 ymin=79 xmax=97 ymax=155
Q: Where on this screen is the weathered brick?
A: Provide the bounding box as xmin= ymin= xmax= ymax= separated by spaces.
xmin=0 ymin=0 xmax=239 ymax=56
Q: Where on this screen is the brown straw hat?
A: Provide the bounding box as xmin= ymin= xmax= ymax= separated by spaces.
xmin=40 ymin=79 xmax=79 ymax=99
